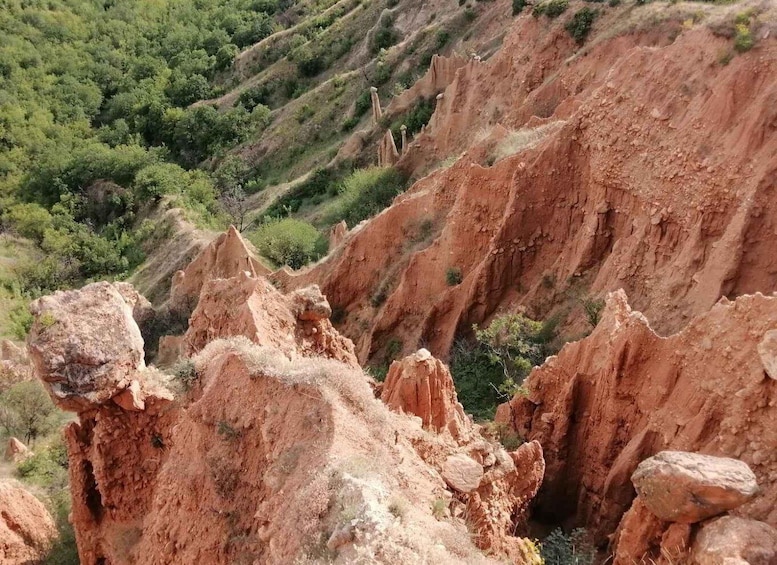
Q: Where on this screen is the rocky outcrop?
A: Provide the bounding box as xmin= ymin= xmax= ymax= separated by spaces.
xmin=185 ymin=272 xmax=358 ymax=366
xmin=377 ymin=348 xmax=544 ymax=557
xmin=496 ymin=290 xmax=777 ymax=553
xmin=632 ymin=451 xmax=759 ymax=523
xmin=28 ymin=281 xmax=147 ymax=411
xmin=278 ymin=17 xmax=777 ymax=366
xmin=27 ymin=251 xmax=547 ymax=563
xmin=692 ymin=516 xmax=777 ymax=565
xmin=329 ymin=220 xmax=348 ymax=249
xmin=381 ymin=349 xmax=469 ymax=440
xmin=4 ymin=437 xmax=30 ymax=463
xmin=441 ymin=453 xmax=484 ymax=493
xmin=377 ymin=129 xmax=399 ymax=167
xmin=170 ymin=226 xmax=270 ymax=312
xmin=0 ymin=480 xmax=57 ymax=564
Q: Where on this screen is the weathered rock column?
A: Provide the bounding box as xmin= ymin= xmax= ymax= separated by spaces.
xmin=370 ymin=86 xmax=382 ymax=124
xmin=400 ymin=124 xmax=407 ymax=154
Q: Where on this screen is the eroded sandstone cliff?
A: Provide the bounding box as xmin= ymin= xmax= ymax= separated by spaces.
xmin=497 ymin=290 xmax=777 ymax=560
xmin=277 ymin=3 xmax=777 ymax=365
xmin=26 ymin=230 xmax=546 ymax=564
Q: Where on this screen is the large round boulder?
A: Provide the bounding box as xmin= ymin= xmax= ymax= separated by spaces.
xmin=28 ymin=281 xmax=146 ymax=411
xmin=631 ymin=451 xmax=759 ymax=523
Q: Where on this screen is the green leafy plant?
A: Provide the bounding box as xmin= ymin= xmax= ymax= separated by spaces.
xmin=322 ymin=167 xmax=408 ymax=227
xmin=446 ymin=267 xmax=463 ymax=286
xmin=249 ymin=218 xmax=324 ymax=269
xmin=217 ymin=421 xmax=241 ymax=441
xmin=540 ymin=528 xmax=595 ymax=565
xmin=581 ymin=296 xmax=605 ymax=328
xmin=431 ymin=498 xmax=448 ymax=519
xmin=513 ymin=0 xmax=528 ymax=14
xmin=0 ymin=381 xmax=61 ymax=445
xmin=734 ymin=23 xmax=754 ymax=52
xmin=533 ymin=0 xmax=568 ymax=18
xmin=450 ymin=313 xmax=556 ymax=419
xmin=565 ymin=8 xmax=598 ymax=44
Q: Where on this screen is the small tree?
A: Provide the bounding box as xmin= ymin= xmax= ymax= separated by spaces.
xmin=474 ymin=314 xmax=545 ymax=398
xmin=220 ymin=186 xmax=251 ymax=232
xmin=0 ymin=381 xmax=58 ymax=445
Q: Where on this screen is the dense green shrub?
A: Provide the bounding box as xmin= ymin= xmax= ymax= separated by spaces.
xmin=541 ymin=529 xmax=595 ymax=565
xmin=446 ymin=267 xmax=463 ymax=286
xmin=533 ymin=0 xmax=569 ymax=18
xmin=450 ymin=313 xmax=557 ymax=419
xmin=2 ymin=203 xmax=53 ymax=243
xmin=566 ymin=8 xmax=598 ymax=44
xmin=322 ymin=167 xmax=408 ymax=227
xmin=249 ymin=218 xmax=325 ymax=268
xmin=513 ymin=0 xmax=528 ymax=15
xmin=435 ymin=30 xmax=451 ymax=49
xmin=387 ymin=98 xmax=436 ymax=145
xmin=263 ymin=165 xmax=351 ymax=218
xmin=370 ymin=17 xmax=401 ymax=54
xmin=734 ymin=23 xmax=754 ymax=52
xmin=449 ymin=341 xmax=506 ymax=420
xmin=581 ymin=296 xmax=605 ymax=327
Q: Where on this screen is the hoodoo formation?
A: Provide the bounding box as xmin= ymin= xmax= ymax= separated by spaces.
xmin=3 ymin=0 xmax=777 ymax=562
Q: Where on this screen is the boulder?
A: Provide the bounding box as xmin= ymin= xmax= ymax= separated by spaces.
xmin=442 ymin=454 xmax=484 ymax=493
xmin=0 ymin=480 xmax=57 ymax=564
xmin=4 ymin=437 xmax=30 ymax=463
xmin=381 ymin=349 xmax=469 ymax=440
xmin=631 ymin=451 xmax=759 ymax=523
xmin=28 ymin=281 xmax=146 ymax=411
xmin=288 ymin=285 xmax=332 ymax=322
xmin=692 ymin=516 xmax=777 ymax=565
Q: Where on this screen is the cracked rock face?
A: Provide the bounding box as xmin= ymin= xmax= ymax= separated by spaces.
xmin=28 ymin=281 xmax=146 ymax=412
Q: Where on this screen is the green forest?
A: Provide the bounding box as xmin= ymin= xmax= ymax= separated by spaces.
xmin=0 ymin=0 xmax=300 ymax=298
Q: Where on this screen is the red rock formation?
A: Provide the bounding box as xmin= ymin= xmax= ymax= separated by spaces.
xmin=0 ymin=480 xmax=57 ymax=564
xmin=4 ymin=437 xmax=30 ymax=463
xmin=28 ymin=270 xmax=546 ymax=563
xmin=386 ymin=54 xmax=468 ymax=122
xmin=377 ymin=129 xmax=400 ymax=167
xmin=170 ymin=226 xmax=270 ymax=312
xmin=381 ymin=348 xmax=469 ymax=439
xmin=378 ymin=349 xmax=544 ymax=556
xmin=329 ymin=220 xmax=348 ymax=249
xmin=631 ymin=451 xmax=759 ymax=523
xmin=278 ymin=17 xmax=777 ymax=366
xmin=184 ymin=272 xmax=358 ymax=367
xmin=496 ymin=290 xmax=777 ymax=552
xmin=34 ymin=340 xmax=539 ymax=564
